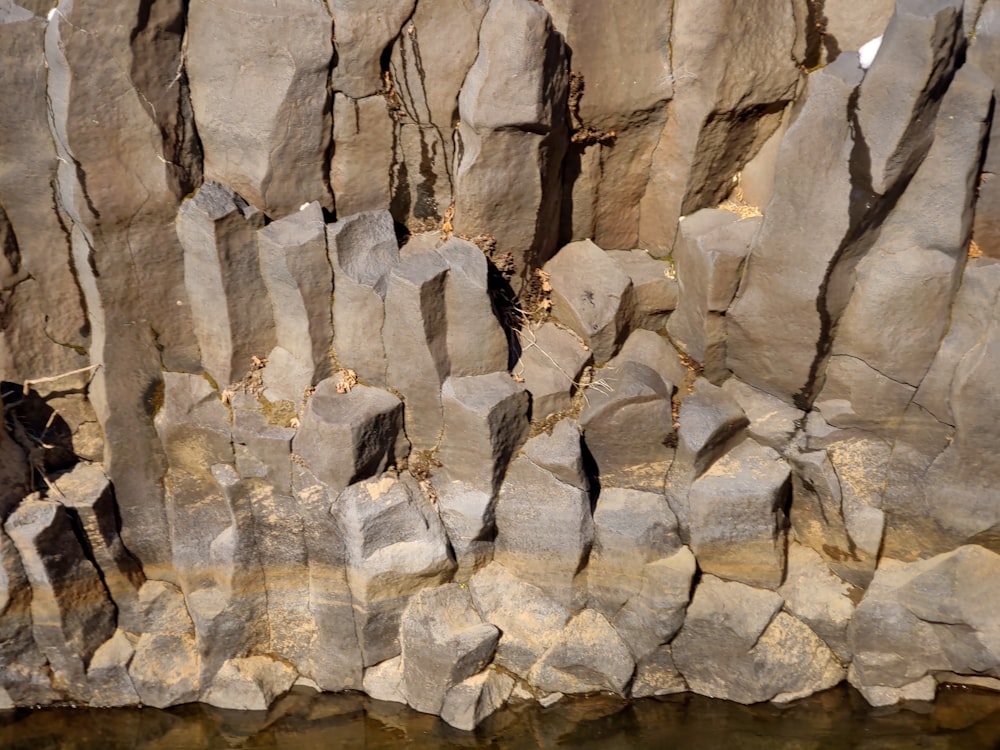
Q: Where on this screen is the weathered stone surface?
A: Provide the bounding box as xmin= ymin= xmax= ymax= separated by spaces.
xmin=726 ymin=55 xmax=863 ymax=406
xmin=607 ymin=250 xmax=678 ymax=331
xmin=453 ymin=0 xmax=569 ymax=280
xmin=856 ymin=0 xmax=964 ymax=196
xmin=331 ymin=94 xmax=394 ymax=217
xmin=849 ymin=546 xmax=1000 ymax=703
xmin=528 ymin=609 xmax=634 ymax=696
xmin=333 ymin=474 xmax=454 ymax=666
xmin=522 ymin=419 xmax=589 ymax=491
xmin=546 ymin=1 xmax=672 ymax=248
xmin=515 ymin=322 xmax=592 ymax=421
xmin=86 ymin=629 xmax=139 ymax=707
xmin=631 ymin=645 xmax=687 ymax=699
xmin=292 ymin=378 xmax=406 ymax=494
xmin=721 ymin=378 xmax=804 ymax=451
xmin=128 ymin=580 xmax=200 ymax=709
xmin=673 ymin=576 xmax=843 ymax=704
xmin=383 ymin=251 xmax=450 ymax=449
xmin=580 ymin=361 xmax=674 ymax=478
xmin=187 ymin=0 xmax=333 ymax=216
xmin=203 ymin=655 xmax=298 ymax=711
xmin=363 ymin=655 xmax=405 ymax=704
xmin=468 ymin=562 xmax=571 ymax=678
xmin=438 ymin=372 xmax=529 ymax=493
xmin=545 ymin=239 xmax=636 ymax=364
xmin=400 ymin=584 xmax=499 ymax=715
xmin=495 ymin=456 xmax=592 ymax=611
xmin=177 ymin=181 xmax=273 ymax=388
xmin=52 ymin=463 xmax=145 ymax=634
xmin=258 ymin=202 xmax=334 ymax=402
xmin=5 ymin=497 xmax=117 ymax=699
xmin=688 ymin=438 xmax=790 ymax=589
xmin=327 ymin=210 xmax=399 ymax=385
xmin=330 ymin=0 xmax=415 ymax=99
xmin=431 ymin=481 xmax=495 ymax=581
xmin=587 ymin=488 xmax=681 ymax=618
xmin=607 ymin=329 xmax=689 ymax=394
xmin=821 ymin=0 xmax=895 ymax=63
xmin=668 ymin=211 xmax=756 ymax=380
xmin=440 ymin=667 xmax=515 ymax=732
xmin=638 ymin=0 xmax=801 ymax=252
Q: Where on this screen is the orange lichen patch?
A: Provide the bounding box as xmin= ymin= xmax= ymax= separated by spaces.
xmin=969 ymin=239 xmax=983 ymax=258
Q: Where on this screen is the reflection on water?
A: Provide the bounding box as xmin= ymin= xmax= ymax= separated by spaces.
xmin=3 ymin=684 xmax=1000 ymax=749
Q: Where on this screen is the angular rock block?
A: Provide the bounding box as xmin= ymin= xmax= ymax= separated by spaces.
xmin=333 ymin=474 xmax=455 ymax=666
xmin=688 ymin=438 xmax=790 ymax=589
xmin=362 ymin=655 xmax=405 ymax=704
xmin=87 ymin=630 xmax=140 ymax=707
xmin=292 ymin=377 xmax=406 ymax=493
xmin=515 ymin=322 xmax=592 ymax=421
xmin=330 ymin=93 xmax=394 ymax=217
xmin=856 ymin=0 xmax=964 ymax=196
xmin=329 ymin=0 xmax=416 ymax=98
xmin=469 ymin=562 xmax=571 ymax=678
xmin=721 ymin=378 xmax=803 ymax=451
xmin=587 ymin=488 xmax=682 ymax=618
xmin=528 ymin=609 xmax=635 ymax=696
xmin=850 ymin=546 xmax=1000 ymax=705
xmin=230 ymin=394 xmax=297 ymax=495
xmin=53 ymin=463 xmax=145 ymax=634
xmin=128 ymin=580 xmax=200 ymax=709
xmin=383 ymin=251 xmax=451 ymax=449
xmin=726 ymin=55 xmax=863 ymax=405
xmin=440 ymin=667 xmax=515 ymax=732
xmin=5 ymin=497 xmax=117 ymax=698
xmin=453 ymin=0 xmax=568 ymax=278
xmin=438 ymin=372 xmax=530 ymax=494
xmin=257 ymin=202 xmax=334 ymax=402
xmin=631 ymin=645 xmax=687 ymax=698
xmin=187 ymin=0 xmax=333 ymax=216
xmin=608 ymin=328 xmax=689 ymax=394
xmin=203 ymin=655 xmax=298 ymax=711
xmin=327 ymin=210 xmax=399 ymax=385
xmin=521 ymin=420 xmax=589 ymax=491
xmin=545 ymin=239 xmax=636 ymax=364
xmin=431 ymin=481 xmax=495 ymax=580
xmin=495 ymin=456 xmax=592 ymax=611
xmin=400 ymin=584 xmax=500 ymax=715
xmin=176 ymin=181 xmax=273 ymax=387
xmin=579 ymin=361 xmax=674 ymax=478
xmin=673 ymin=576 xmax=843 ymax=704
xmin=608 ymin=250 xmax=678 ymax=331
xmin=667 ymin=210 xmax=755 ymax=381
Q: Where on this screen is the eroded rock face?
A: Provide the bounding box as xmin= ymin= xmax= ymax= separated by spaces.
xmin=1 ymin=0 xmax=999 ymax=731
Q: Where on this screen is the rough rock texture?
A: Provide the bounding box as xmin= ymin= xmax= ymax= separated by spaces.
xmin=1 ymin=0 xmax=999 ymax=731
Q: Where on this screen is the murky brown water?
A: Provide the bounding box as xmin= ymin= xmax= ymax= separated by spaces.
xmin=2 ymin=684 xmax=1000 ymax=749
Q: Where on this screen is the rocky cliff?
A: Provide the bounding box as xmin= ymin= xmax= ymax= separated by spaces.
xmin=1 ymin=0 xmax=999 ymax=730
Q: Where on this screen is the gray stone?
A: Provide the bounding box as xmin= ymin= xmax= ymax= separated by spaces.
xmin=327 ymin=210 xmax=399 ymax=386
xmin=673 ymin=576 xmax=843 ymax=704
xmin=671 ymin=379 xmax=749 ymax=488
xmin=668 ymin=212 xmax=756 ymax=381
xmin=607 ymin=250 xmax=679 ymax=331
xmin=468 ymin=561 xmax=571 ymax=678
xmin=453 ymin=0 xmax=568 ymax=280
xmin=726 ymin=55 xmax=863 ymax=406
xmin=431 ymin=481 xmax=495 ymax=581
xmin=187 ymin=0 xmax=333 ymax=216
xmin=86 ymin=629 xmax=140 ymax=707
xmin=587 ymin=488 xmax=682 ymax=618
xmin=849 ymin=546 xmax=1000 ymax=703
xmin=495 ymin=456 xmax=592 ymax=611
xmin=631 ymin=645 xmax=687 ymax=699
xmin=231 ymin=397 xmax=296 ymax=495
xmin=330 ymin=0 xmax=416 ymax=98
xmin=721 ymin=378 xmax=804 ymax=451
xmin=5 ymin=497 xmax=117 ymax=699
xmin=52 ymin=463 xmax=145 ymax=634
xmin=292 ymin=378 xmax=406 ymax=494
xmin=333 ymin=474 xmax=454 ymax=666
xmin=363 ymin=655 xmax=405 ymax=704
xmin=545 ymin=239 xmax=636 ymax=364
xmin=257 ymin=202 xmax=334 ymax=402
xmin=203 ymin=655 xmax=298 ymax=711
xmin=688 ymin=438 xmax=791 ymax=589
xmin=821 ymin=0 xmax=895 ymax=63
xmin=400 ymin=583 xmax=499 ymax=715
xmin=331 ymin=93 xmax=395 ymax=218
xmin=736 ymin=105 xmax=790 ymax=210
xmin=515 ymin=322 xmax=592 ymax=421
xmin=528 ymin=609 xmax=635 ymax=696
xmin=522 ymin=419 xmax=589 ymax=491
xmin=438 ymin=372 xmax=529 ymax=494
xmin=176 ymin=181 xmax=273 ymax=388
xmin=383 ymin=251 xmax=450 ymax=449
xmin=814 ymin=355 xmax=915 ymax=436
xmin=128 ymin=581 xmax=201 ymax=709
xmin=856 ymin=0 xmax=964 ymax=196
xmin=580 ymin=361 xmax=674 ymax=478
xmin=440 ymin=667 xmax=515 ymax=732
xmin=606 ymin=329 xmax=689 ymax=395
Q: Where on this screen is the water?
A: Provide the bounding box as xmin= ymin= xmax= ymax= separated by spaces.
xmin=2 ymin=684 xmax=1000 ymax=749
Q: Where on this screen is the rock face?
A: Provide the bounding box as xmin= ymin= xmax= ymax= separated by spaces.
xmin=1 ymin=0 xmax=999 ymax=732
